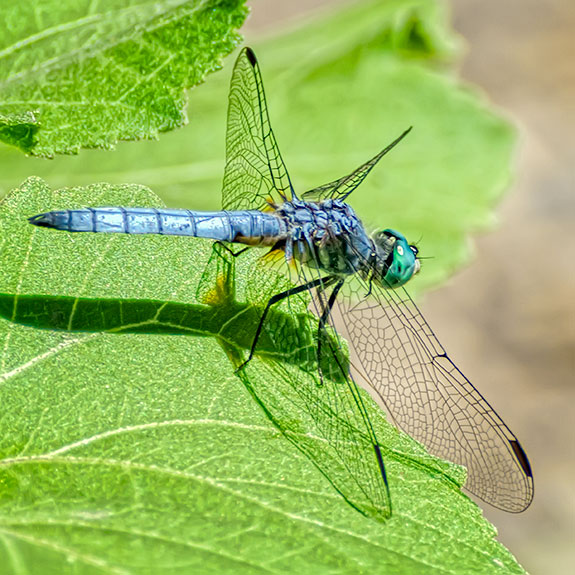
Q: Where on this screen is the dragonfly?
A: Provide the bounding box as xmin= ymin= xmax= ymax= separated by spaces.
xmin=29 ymin=47 xmax=533 ymax=520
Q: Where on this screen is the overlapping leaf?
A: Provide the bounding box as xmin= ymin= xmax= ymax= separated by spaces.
xmin=0 ymin=0 xmax=247 ymax=156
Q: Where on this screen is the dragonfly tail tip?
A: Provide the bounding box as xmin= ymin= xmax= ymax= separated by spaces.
xmin=28 ymin=213 xmax=52 ymax=228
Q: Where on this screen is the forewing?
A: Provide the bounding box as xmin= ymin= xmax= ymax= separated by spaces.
xmin=336 ymin=270 xmax=534 ymax=513
xmin=302 ymin=127 xmax=412 ymax=202
xmin=222 ymin=48 xmax=294 ymax=211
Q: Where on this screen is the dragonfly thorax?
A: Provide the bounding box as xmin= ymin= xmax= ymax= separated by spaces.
xmin=275 ymin=198 xmax=373 ymax=277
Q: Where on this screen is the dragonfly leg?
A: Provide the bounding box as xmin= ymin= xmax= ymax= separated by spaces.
xmin=363 ymin=279 xmax=373 ymax=299
xmin=316 ymin=279 xmax=345 ymax=386
xmin=214 ymin=240 xmax=250 ymax=257
xmin=236 ymin=276 xmax=331 ymax=373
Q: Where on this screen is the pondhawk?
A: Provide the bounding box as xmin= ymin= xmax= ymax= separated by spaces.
xmin=29 ymin=47 xmax=533 ymax=520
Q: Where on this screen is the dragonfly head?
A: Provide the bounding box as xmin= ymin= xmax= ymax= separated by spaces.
xmin=371 ymin=229 xmax=420 ymax=288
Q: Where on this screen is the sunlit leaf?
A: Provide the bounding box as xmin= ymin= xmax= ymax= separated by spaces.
xmin=0 ymin=0 xmax=248 ymax=156
xmin=0 ymin=178 xmax=526 ymax=574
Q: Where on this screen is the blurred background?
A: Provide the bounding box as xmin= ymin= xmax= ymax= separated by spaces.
xmin=246 ymin=0 xmax=574 ymax=573
xmin=436 ymin=2 xmax=573 ymax=572
xmin=431 ymin=2 xmax=574 ymax=573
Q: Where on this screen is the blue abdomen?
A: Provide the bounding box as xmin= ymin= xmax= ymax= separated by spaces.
xmin=29 ymin=207 xmax=286 ymax=244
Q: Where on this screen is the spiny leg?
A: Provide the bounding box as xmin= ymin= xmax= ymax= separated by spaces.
xmin=316 ymin=279 xmax=345 ymax=385
xmin=236 ymin=276 xmax=332 ymax=372
xmin=213 ymin=240 xmax=250 ymax=257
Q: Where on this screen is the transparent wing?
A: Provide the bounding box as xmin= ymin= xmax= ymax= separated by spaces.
xmin=239 ymin=357 xmax=393 ymax=521
xmin=222 ymin=48 xmax=294 ymax=211
xmin=294 ymin=259 xmax=393 ymax=518
xmin=336 ymin=257 xmax=534 ymax=513
xmin=239 ymin=251 xmax=392 ymax=520
xmin=218 ymin=48 xmax=391 ymax=518
xmin=302 ymin=127 xmax=412 ymax=202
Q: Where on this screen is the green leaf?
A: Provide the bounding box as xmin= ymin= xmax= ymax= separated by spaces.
xmin=0 ymin=178 xmax=526 ymax=574
xmin=0 ymin=0 xmax=248 ymax=156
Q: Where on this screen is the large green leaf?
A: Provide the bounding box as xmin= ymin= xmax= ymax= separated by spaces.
xmin=0 ymin=0 xmax=247 ymax=156
xmin=0 ymin=178 xmax=526 ymax=574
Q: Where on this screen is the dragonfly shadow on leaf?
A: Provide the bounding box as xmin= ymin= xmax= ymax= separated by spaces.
xmin=0 ymin=244 xmax=347 ymax=382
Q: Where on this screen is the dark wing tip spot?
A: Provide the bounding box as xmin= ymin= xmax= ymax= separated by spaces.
xmin=245 ymin=47 xmax=257 ymax=66
xmin=510 ymin=439 xmax=533 ymax=477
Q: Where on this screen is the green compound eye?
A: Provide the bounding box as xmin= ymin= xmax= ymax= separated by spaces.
xmin=373 ymin=229 xmax=420 ymax=288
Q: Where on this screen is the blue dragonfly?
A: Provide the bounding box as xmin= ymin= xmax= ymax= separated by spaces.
xmin=29 ymin=47 xmax=533 ymax=520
